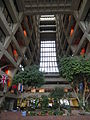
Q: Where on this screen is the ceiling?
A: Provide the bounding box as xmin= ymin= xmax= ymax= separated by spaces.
xmin=21 ymin=0 xmax=75 ymax=15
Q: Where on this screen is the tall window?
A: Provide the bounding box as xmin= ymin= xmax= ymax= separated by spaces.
xmin=39 ymin=40 xmax=59 ymax=73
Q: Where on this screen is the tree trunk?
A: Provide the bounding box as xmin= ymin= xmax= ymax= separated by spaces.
xmin=82 ymin=87 xmax=85 ymax=109
xmin=85 ymin=93 xmax=90 ymax=103
xmin=58 ymin=98 xmax=61 ymax=111
xmin=82 ymin=78 xmax=87 ymax=110
xmin=72 ymin=86 xmax=84 ymax=110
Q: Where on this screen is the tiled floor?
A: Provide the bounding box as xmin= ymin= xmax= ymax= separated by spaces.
xmin=0 ymin=111 xmax=90 ymax=120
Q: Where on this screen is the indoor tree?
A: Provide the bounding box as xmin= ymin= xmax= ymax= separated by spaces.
xmin=13 ymin=65 xmax=45 ymax=88
xmin=58 ymin=56 xmax=90 ymax=110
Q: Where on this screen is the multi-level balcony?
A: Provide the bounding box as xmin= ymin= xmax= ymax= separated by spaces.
xmin=23 ymin=0 xmax=72 ymax=14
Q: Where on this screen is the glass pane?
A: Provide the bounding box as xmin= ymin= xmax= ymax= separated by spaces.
xmin=40 ymin=40 xmax=59 ymax=73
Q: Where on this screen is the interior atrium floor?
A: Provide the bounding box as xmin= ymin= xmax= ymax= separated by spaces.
xmin=0 ymin=111 xmax=90 ymax=120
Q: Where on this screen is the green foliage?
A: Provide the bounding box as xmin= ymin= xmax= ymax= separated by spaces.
xmin=47 ymin=111 xmax=52 ymax=115
xmin=53 ymin=109 xmax=63 ymax=115
xmin=50 ymin=87 xmax=64 ymax=99
xmin=58 ymin=56 xmax=90 ymax=110
xmin=13 ymin=65 xmax=45 ymax=87
xmin=58 ymin=56 xmax=90 ymax=83
xmin=12 ymin=71 xmax=24 ymax=84
xmin=41 ymin=95 xmax=49 ymax=109
xmin=41 ymin=110 xmax=47 ymax=115
xmin=53 ymin=98 xmax=59 ymax=109
xmin=50 ymin=87 xmax=64 ymax=109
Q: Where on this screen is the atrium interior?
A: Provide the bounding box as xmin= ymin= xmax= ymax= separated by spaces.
xmin=0 ymin=0 xmax=90 ymax=117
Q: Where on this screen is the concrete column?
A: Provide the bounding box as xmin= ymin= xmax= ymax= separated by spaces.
xmin=4 ymin=0 xmax=18 ymax=22
xmin=0 ymin=11 xmax=11 ymax=35
xmin=79 ymin=0 xmax=90 ymax=20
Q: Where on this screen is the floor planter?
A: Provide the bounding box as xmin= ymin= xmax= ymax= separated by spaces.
xmin=21 ymin=111 xmax=26 ymax=117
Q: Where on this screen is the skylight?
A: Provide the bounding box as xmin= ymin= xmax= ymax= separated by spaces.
xmin=39 ymin=41 xmax=59 ymax=73
xmin=40 ymin=15 xmax=55 ymax=21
